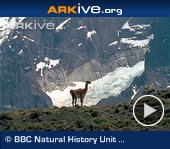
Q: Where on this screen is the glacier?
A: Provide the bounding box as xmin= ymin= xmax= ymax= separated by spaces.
xmin=46 ymin=61 xmax=145 ymax=107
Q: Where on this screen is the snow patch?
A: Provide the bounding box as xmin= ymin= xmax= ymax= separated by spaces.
xmin=131 ymin=85 xmax=140 ymax=100
xmin=121 ymin=19 xmax=151 ymax=33
xmin=77 ymin=26 xmax=86 ymax=30
xmin=156 ymin=81 xmax=162 ymax=87
xmin=36 ymin=57 xmax=60 ymax=77
xmin=13 ymin=35 xmax=18 ymax=39
xmin=121 ymin=20 xmax=135 ymax=31
xmin=25 ymin=66 xmax=30 ymax=70
xmin=148 ymin=34 xmax=154 ymax=40
xmin=17 ymin=49 xmax=23 ymax=55
xmin=87 ymin=30 xmax=96 ymax=41
xmin=121 ymin=34 xmax=154 ymax=48
xmin=46 ymin=61 xmax=145 ymax=107
xmin=78 ymin=43 xmax=83 ymax=46
xmin=117 ymin=30 xmax=120 ymax=37
xmin=56 ymin=18 xmax=71 ymax=32
xmin=131 ymin=24 xmax=151 ymax=29
xmin=121 ymin=38 xmax=150 ymax=48
xmin=0 ymin=17 xmax=25 ymax=46
xmin=135 ymin=31 xmax=143 ymax=35
xmin=2 ymin=104 xmax=17 ymax=110
xmin=23 ymin=36 xmax=35 ymax=42
xmin=108 ymin=41 xmax=118 ymax=46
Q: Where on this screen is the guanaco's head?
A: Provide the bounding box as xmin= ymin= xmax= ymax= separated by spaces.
xmin=85 ymin=81 xmax=91 ymax=84
xmin=70 ymin=90 xmax=74 ymax=93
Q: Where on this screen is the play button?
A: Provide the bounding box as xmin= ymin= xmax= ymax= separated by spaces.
xmin=144 ymin=103 xmax=156 ymax=118
xmin=133 ymin=95 xmax=164 ymax=127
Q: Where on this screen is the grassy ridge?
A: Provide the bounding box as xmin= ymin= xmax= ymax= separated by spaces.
xmin=0 ymin=96 xmax=170 ymax=131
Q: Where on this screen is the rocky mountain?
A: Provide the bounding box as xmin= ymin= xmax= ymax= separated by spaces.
xmin=98 ymin=18 xmax=170 ymax=105
xmin=0 ymin=17 xmax=169 ymax=110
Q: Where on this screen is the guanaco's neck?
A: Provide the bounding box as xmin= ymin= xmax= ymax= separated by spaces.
xmin=84 ymin=82 xmax=89 ymax=92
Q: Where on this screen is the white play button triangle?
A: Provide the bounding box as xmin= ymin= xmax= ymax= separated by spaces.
xmin=133 ymin=95 xmax=164 ymax=126
xmin=144 ymin=103 xmax=157 ymax=118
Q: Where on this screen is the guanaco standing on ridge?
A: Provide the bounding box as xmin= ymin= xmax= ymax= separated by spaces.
xmin=70 ymin=81 xmax=91 ymax=107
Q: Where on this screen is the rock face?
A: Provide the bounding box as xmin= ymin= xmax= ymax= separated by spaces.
xmin=98 ymin=18 xmax=170 ymax=105
xmin=0 ymin=18 xmax=53 ymax=111
xmin=0 ymin=17 xmax=168 ymax=110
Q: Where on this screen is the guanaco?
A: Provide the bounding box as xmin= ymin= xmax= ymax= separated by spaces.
xmin=70 ymin=81 xmax=91 ymax=107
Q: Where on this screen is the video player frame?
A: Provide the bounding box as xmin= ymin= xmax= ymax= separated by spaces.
xmin=0 ymin=17 xmax=169 ymax=131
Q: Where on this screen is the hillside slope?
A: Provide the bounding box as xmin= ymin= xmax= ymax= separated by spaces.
xmin=0 ymin=90 xmax=170 ymax=131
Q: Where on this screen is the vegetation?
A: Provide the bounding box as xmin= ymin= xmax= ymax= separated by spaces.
xmin=156 ymin=89 xmax=170 ymax=99
xmin=143 ymin=84 xmax=170 ymax=99
xmin=0 ymin=89 xmax=170 ymax=131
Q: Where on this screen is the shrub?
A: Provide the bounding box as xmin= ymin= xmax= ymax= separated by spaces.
xmin=159 ymin=89 xmax=170 ymax=98
xmin=74 ymin=118 xmax=86 ymax=128
xmin=44 ymin=111 xmax=52 ymax=115
xmin=115 ymin=109 xmax=120 ymax=113
xmin=0 ymin=113 xmax=13 ymax=120
xmin=29 ymin=110 xmax=42 ymax=119
xmin=91 ymin=111 xmax=99 ymax=117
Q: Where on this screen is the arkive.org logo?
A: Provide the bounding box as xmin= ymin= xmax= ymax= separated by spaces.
xmin=47 ymin=3 xmax=122 ymax=15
